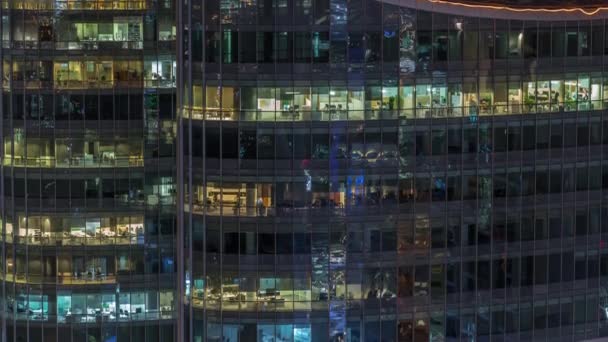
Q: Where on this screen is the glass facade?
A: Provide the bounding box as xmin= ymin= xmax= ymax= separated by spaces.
xmin=7 ymin=0 xmax=608 ymax=341
xmin=1 ymin=0 xmax=177 ymax=341
xmin=178 ymin=1 xmax=608 ymax=342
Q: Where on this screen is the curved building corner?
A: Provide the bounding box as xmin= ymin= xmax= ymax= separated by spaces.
xmin=177 ymin=0 xmax=608 ymax=341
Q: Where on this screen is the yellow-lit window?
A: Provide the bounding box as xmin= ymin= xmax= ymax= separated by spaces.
xmin=415 ymin=84 xmax=431 ymax=109
xmin=43 ymin=0 xmax=54 ymax=9
xmin=258 ymin=87 xmax=277 ymax=112
xmin=111 ymin=60 xmax=142 ymax=84
xmin=12 ymin=135 xmax=25 ymax=165
xmin=99 ymin=61 xmax=113 ymax=85
xmin=15 ymin=0 xmax=42 ymax=9
xmin=563 ymin=78 xmax=578 ymax=111
xmin=462 ymin=79 xmax=478 ymax=116
xmin=550 ymin=80 xmax=564 ymax=109
xmin=82 ymin=0 xmax=97 ymax=9
xmin=54 ymin=64 xmax=68 ymax=86
xmin=3 ymin=137 xmax=12 ymax=165
xmin=83 ymin=61 xmax=97 ymax=83
xmin=76 ymin=23 xmax=98 ymax=41
xmin=12 ymin=18 xmax=38 ymax=42
xmin=1 ymin=61 xmax=7 ymax=87
xmin=99 ymin=139 xmax=115 ymax=165
xmin=222 ymin=87 xmax=236 ymax=110
xmin=12 ymin=61 xmax=24 ymax=81
xmin=113 ymin=17 xmax=142 ymax=42
xmin=128 ymin=139 xmax=143 ymax=165
xmin=192 ymin=85 xmax=203 ymax=109
xmin=54 ymin=61 xmax=83 ymax=87
xmin=382 ymin=86 xmax=398 ymax=110
xmin=98 ymin=23 xmax=113 ymax=41
xmin=26 ymin=138 xmax=50 ymax=167
xmin=143 ymin=58 xmax=174 ymax=87
xmin=158 ymin=19 xmax=175 ymax=41
xmin=537 ymin=80 xmax=551 ymax=112
xmin=55 ymin=139 xmax=70 ymax=166
xmin=115 ymin=140 xmax=130 ymax=166
xmin=67 ymin=0 xmax=83 ymax=10
xmin=206 ymin=86 xmax=221 ymax=109
xmin=68 ymin=62 xmax=82 ymax=82
xmin=113 ymin=61 xmax=129 ymax=82
xmin=128 ymin=61 xmax=142 ymax=81
xmin=26 ymin=139 xmax=40 ymax=166
xmin=113 ymin=0 xmax=127 ymax=10
xmin=591 ymin=76 xmax=602 ymax=109
xmin=479 ymin=77 xmax=493 ymax=115
xmin=113 ymin=21 xmax=128 ymax=41
xmin=399 ymin=85 xmax=414 ymax=112
xmin=98 ymin=0 xmax=113 ymax=10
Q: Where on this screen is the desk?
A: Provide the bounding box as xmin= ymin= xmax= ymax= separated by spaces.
xmin=70 ymin=231 xmax=86 ymax=238
xmin=101 ymin=152 xmax=116 ymax=165
xmin=279 ymin=110 xmax=300 ymax=120
xmin=101 ymin=230 xmax=116 ymax=237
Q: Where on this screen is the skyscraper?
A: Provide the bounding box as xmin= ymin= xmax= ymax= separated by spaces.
xmin=6 ymin=0 xmax=608 ymax=341
xmin=178 ymin=0 xmax=608 ymax=341
xmin=1 ymin=0 xmax=177 ymax=341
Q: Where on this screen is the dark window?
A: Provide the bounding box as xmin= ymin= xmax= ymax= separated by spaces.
xmin=206 ymin=126 xmax=220 ymax=159
xmin=224 ymin=232 xmax=238 ymax=254
xmin=240 ymin=32 xmax=257 ymax=63
xmin=258 ymin=233 xmax=275 ymax=254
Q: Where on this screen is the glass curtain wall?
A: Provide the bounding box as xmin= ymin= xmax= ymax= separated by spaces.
xmin=1 ymin=0 xmax=176 ymax=341
xmin=179 ymin=1 xmax=608 ymax=342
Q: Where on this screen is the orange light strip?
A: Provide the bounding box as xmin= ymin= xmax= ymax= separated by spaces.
xmin=426 ymin=0 xmax=608 ymax=16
